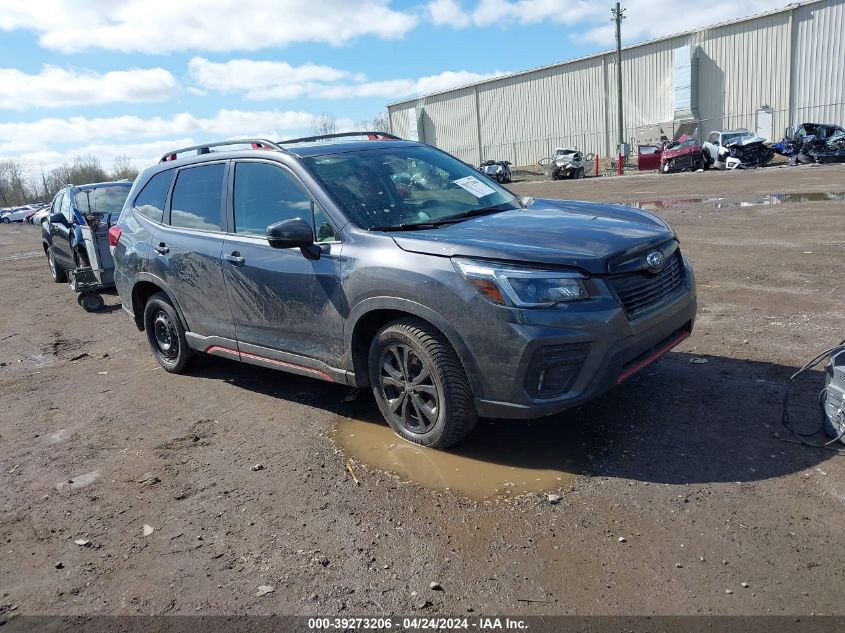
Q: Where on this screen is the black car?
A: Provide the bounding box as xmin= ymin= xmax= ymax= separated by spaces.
xmin=112 ymin=134 xmax=696 ymax=449
xmin=42 ymin=181 xmax=132 ymax=285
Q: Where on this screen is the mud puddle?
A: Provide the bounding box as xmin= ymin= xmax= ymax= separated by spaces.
xmin=332 ymin=414 xmax=595 ymax=499
xmin=629 ymin=191 xmax=845 ymax=210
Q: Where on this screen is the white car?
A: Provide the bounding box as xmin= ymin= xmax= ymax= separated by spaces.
xmin=550 ymin=147 xmax=585 ymax=179
xmin=1 ymin=206 xmax=34 ymax=223
xmin=702 ymin=129 xmax=756 ymax=169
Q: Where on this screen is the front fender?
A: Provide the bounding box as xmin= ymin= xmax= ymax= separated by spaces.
xmin=346 ymin=296 xmax=482 ymax=394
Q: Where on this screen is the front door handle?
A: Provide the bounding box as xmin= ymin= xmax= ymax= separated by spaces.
xmin=154 ymin=242 xmax=169 ymax=255
xmin=223 ymin=251 xmax=245 ymax=265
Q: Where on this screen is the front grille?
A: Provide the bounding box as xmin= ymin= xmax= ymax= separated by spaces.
xmin=608 ymin=251 xmax=684 ymax=316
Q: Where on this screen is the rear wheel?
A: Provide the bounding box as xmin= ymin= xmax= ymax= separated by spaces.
xmin=143 ymin=292 xmax=195 ymax=373
xmin=46 ymin=246 xmax=67 ymax=283
xmin=78 ymin=291 xmax=104 ymax=312
xmin=368 ymin=318 xmax=477 ymax=449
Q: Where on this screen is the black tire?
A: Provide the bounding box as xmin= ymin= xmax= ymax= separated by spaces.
xmin=78 ymin=292 xmax=104 ymax=312
xmin=46 ymin=245 xmax=67 ymax=283
xmin=368 ymin=318 xmax=477 ymax=449
xmin=2 ymin=217 xmax=9 ymax=224
xmin=143 ymin=292 xmax=195 ymax=373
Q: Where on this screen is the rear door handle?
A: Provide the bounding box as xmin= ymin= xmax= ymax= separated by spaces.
xmin=154 ymin=242 xmax=169 ymax=255
xmin=223 ymin=251 xmax=245 ymax=265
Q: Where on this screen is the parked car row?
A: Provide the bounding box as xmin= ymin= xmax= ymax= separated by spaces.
xmin=1 ymin=202 xmax=49 ymax=224
xmin=636 ymin=120 xmax=844 ymax=174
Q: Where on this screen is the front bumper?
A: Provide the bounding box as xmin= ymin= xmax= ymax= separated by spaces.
xmin=456 ymin=260 xmax=697 ymax=420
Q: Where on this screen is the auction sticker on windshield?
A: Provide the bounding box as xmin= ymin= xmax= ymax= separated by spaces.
xmin=452 ymin=175 xmax=496 ymax=198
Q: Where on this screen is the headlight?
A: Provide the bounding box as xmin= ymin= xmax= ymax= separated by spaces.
xmin=454 ymin=258 xmax=588 ymax=308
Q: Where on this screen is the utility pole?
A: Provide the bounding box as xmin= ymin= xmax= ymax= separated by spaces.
xmin=612 ymin=2 xmax=626 ymax=174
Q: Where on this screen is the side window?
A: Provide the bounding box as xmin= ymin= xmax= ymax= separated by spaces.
xmin=59 ymin=191 xmax=72 ymax=221
xmin=51 ymin=192 xmax=63 ymax=215
xmin=133 ymin=170 xmax=173 ymax=223
xmin=233 ymin=162 xmax=333 ymax=239
xmin=170 ymin=164 xmax=225 ymax=231
xmin=313 ymin=205 xmax=337 ymax=242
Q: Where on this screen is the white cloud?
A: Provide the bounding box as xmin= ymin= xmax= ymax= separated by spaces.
xmin=189 ymin=57 xmax=504 ymax=100
xmin=315 ymin=70 xmax=504 ymax=99
xmin=0 ymin=109 xmax=322 ymax=149
xmin=0 ymin=65 xmax=180 ymax=110
xmin=0 ymin=0 xmax=417 ymax=53
xmin=0 ymin=109 xmax=359 ymax=170
xmin=427 ymin=0 xmax=471 ymax=28
xmin=188 ymin=57 xmax=365 ymax=100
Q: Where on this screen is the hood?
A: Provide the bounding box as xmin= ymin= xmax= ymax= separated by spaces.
xmin=390 ymin=199 xmax=674 ymax=274
xmin=725 ymin=135 xmax=766 ymax=147
xmin=662 ymin=135 xmax=701 ymax=159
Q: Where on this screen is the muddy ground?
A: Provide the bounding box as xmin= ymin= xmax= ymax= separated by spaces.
xmin=1 ymin=164 xmax=844 ymax=619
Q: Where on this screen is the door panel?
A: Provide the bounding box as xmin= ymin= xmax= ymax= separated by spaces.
xmin=148 ymin=162 xmax=235 ymax=340
xmin=51 ymin=192 xmax=74 ymax=267
xmin=150 ymin=226 xmax=234 ymax=339
xmin=222 ymin=235 xmax=344 ymax=364
xmin=222 ymin=160 xmax=345 ymax=365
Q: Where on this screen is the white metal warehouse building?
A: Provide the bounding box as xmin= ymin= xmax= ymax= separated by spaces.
xmin=387 ymin=0 xmax=845 ymax=167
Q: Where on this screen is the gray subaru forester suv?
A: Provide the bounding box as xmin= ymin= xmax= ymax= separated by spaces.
xmin=112 ymin=133 xmax=696 ymax=448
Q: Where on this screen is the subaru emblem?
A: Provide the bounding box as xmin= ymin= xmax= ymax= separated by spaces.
xmin=646 ymin=250 xmax=665 ymax=270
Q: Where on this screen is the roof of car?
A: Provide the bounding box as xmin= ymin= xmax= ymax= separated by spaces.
xmin=721 ymin=129 xmax=753 ymax=135
xmin=73 ymin=180 xmax=133 ymax=191
xmin=282 ymin=139 xmax=418 ymax=157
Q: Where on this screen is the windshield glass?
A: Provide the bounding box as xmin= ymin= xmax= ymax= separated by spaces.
xmin=303 ymin=145 xmax=519 ymax=230
xmin=74 ymin=185 xmax=131 ymax=215
xmin=722 ymin=131 xmax=754 ymax=145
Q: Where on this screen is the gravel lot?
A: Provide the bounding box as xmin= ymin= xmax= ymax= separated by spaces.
xmin=1 ymin=164 xmax=843 ymax=619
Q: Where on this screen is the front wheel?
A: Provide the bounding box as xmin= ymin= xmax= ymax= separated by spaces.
xmin=143 ymin=292 xmax=195 ymax=373
xmin=2 ymin=217 xmax=9 ymax=224
xmin=368 ymin=318 xmax=477 ymax=449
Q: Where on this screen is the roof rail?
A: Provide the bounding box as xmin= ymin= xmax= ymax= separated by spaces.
xmin=159 ymin=139 xmax=283 ymax=163
xmin=279 ymin=131 xmax=402 ymax=145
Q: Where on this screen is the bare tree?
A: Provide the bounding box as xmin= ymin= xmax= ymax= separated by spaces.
xmin=312 ymin=113 xmax=337 ymax=136
xmin=111 ymin=155 xmax=139 ymax=181
xmin=366 ymin=110 xmax=391 ymax=133
xmin=0 ymin=160 xmax=31 ymax=205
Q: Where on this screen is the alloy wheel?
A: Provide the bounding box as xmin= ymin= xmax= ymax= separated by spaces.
xmin=378 ymin=343 xmax=440 ymax=434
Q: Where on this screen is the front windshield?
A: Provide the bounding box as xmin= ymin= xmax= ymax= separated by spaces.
xmin=75 ymin=185 xmax=131 ymax=215
xmin=722 ymin=131 xmax=753 ymax=145
xmin=302 ymin=145 xmax=519 ymax=230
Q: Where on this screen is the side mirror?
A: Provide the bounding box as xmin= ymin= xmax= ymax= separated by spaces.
xmin=519 ymin=196 xmax=535 ymax=208
xmin=49 ymin=212 xmax=67 ymax=225
xmin=266 ymin=217 xmax=320 ymax=259
xmin=785 ymin=126 xmax=794 ymax=141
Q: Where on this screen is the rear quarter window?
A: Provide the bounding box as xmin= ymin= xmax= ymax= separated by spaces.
xmin=170 ymin=164 xmax=225 ymax=232
xmin=133 ymin=170 xmax=174 ymax=223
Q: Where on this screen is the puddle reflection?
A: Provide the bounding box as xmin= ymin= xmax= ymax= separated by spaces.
xmin=628 ymin=191 xmax=845 ymax=210
xmin=332 ymin=414 xmax=588 ymax=499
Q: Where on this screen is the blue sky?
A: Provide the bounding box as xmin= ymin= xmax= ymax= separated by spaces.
xmin=0 ymin=0 xmax=793 ymax=172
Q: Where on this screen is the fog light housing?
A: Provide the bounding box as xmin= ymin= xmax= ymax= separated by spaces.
xmin=525 ymin=344 xmax=588 ymax=398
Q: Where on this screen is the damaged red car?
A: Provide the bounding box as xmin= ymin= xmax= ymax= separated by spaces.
xmin=660 ymin=135 xmax=705 ymax=173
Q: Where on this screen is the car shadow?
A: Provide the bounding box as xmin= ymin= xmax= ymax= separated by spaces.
xmin=188 ymin=350 xmax=833 ymax=485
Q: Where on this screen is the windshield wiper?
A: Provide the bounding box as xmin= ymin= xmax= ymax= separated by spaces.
xmin=370 ymin=204 xmax=515 ymax=232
